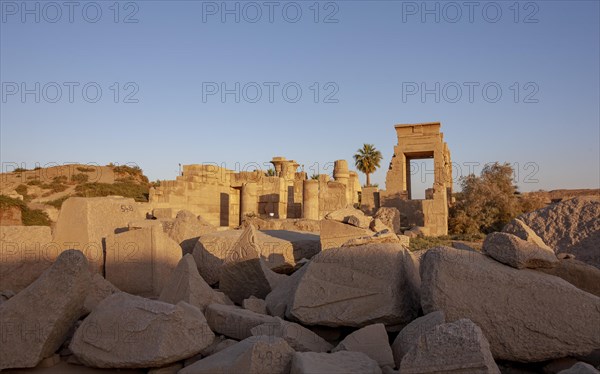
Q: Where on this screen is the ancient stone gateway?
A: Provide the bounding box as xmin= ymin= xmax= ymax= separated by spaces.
xmin=149 ymin=157 xmax=361 ymax=227
xmin=363 ymin=122 xmax=452 ymax=236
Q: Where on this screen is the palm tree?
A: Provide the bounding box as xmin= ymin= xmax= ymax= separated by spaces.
xmin=265 ymin=168 xmax=276 ymax=177
xmin=353 ymin=144 xmax=382 ymax=187
xmin=310 ymin=173 xmax=319 ymax=180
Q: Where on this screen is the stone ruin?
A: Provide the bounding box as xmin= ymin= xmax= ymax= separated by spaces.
xmin=363 ymin=122 xmax=453 ymax=236
xmin=149 ymin=157 xmax=361 ymax=226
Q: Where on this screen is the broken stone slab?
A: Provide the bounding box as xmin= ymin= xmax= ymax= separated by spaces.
xmin=104 ymin=225 xmax=181 ymax=297
xmin=83 ymin=273 xmax=120 ymax=315
xmin=159 ymin=254 xmax=232 ymax=312
xmin=370 ymin=218 xmax=393 ymax=233
xmin=219 ymin=224 xmax=287 ymax=304
xmin=332 ymin=323 xmax=394 ymax=367
xmin=0 ymin=249 xmax=92 ymax=370
xmin=421 ymin=246 xmax=600 ymax=362
xmin=251 ymin=316 xmax=333 ymax=353
xmin=180 ymin=336 xmax=295 ymax=374
xmin=399 ymin=319 xmax=500 ymax=374
xmin=502 ymin=218 xmax=553 ymax=251
xmin=53 ymin=197 xmax=144 ymax=273
xmin=70 ymin=293 xmax=214 ymax=368
xmin=265 ymin=265 xmax=309 ymax=318
xmin=482 ymin=232 xmax=558 ymax=269
xmin=325 ymin=208 xmax=372 ymax=229
xmin=341 ymin=230 xmax=402 ymax=247
xmin=152 ymin=208 xmax=173 ymax=219
xmin=192 ymin=228 xmax=308 ymax=285
xmin=320 ymin=219 xmax=373 ymax=250
xmin=536 ymin=257 xmax=600 ymax=297
xmin=198 ymin=335 xmax=239 ymax=357
xmin=557 ymin=362 xmax=600 ymax=374
xmin=516 ymin=197 xmax=600 ymax=269
xmin=260 ymin=230 xmax=321 ymax=265
xmin=290 ymin=351 xmax=382 ymax=374
xmin=244 ymin=216 xmax=321 ymax=233
xmin=0 ymin=225 xmax=54 ymax=292
xmin=168 ymin=210 xmax=216 ymax=255
xmin=275 ymin=243 xmax=420 ymax=328
xmin=205 ymin=303 xmax=276 ymax=340
xmin=242 ymin=296 xmax=267 ymax=315
xmin=391 ymin=311 xmax=445 ymax=368
xmin=374 ymin=207 xmax=401 ymax=234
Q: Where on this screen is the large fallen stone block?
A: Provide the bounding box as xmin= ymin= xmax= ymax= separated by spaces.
xmin=391 ymin=311 xmax=445 ymax=368
xmin=482 ymin=232 xmax=558 ymax=269
xmin=320 ymin=219 xmax=373 ymax=250
xmin=291 ymin=351 xmax=382 ymax=374
xmin=251 ymin=317 xmax=333 ymax=352
xmin=159 ymin=254 xmax=232 ymax=312
xmin=104 ymin=225 xmax=181 ymax=297
xmin=421 ymin=246 xmax=600 ymax=362
xmin=557 ymin=362 xmax=600 ymax=374
xmin=83 ymin=274 xmax=120 ymax=314
xmin=70 ymin=293 xmax=214 ymax=368
xmin=400 ymin=319 xmax=500 ymax=374
xmin=219 ymin=224 xmax=287 ymax=304
xmin=53 ymin=197 xmax=144 ymax=273
xmin=515 ymin=197 xmax=600 ymax=269
xmin=242 ymin=296 xmax=267 ymax=315
xmin=325 ymin=208 xmax=372 ymax=229
xmin=192 ymin=227 xmax=310 ymax=285
xmin=374 ymin=207 xmax=401 ymax=234
xmin=0 ymin=225 xmax=54 ymax=292
xmin=168 ymin=210 xmax=216 ymax=255
xmin=536 ymin=258 xmax=600 ymax=297
xmin=270 ymin=243 xmax=420 ymax=327
xmin=0 ymin=250 xmax=91 ymax=370
xmin=205 ymin=303 xmax=275 ymax=340
xmin=180 ymin=336 xmax=294 ymax=374
xmin=502 ymin=218 xmax=553 ymax=251
xmin=244 ymin=217 xmax=321 ymax=232
xmin=332 ymin=323 xmax=394 ymax=367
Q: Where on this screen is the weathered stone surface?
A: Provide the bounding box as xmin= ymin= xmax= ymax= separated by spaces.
xmin=53 ymin=197 xmax=144 ymax=273
xmin=147 ymin=363 xmax=183 ymax=374
xmin=333 ymin=323 xmax=394 ymax=367
xmin=168 ymin=210 xmax=216 ymax=255
xmin=536 ymin=258 xmax=600 ymax=297
xmin=482 ymin=232 xmax=558 ymax=269
xmin=83 ymin=274 xmax=120 ymax=315
xmin=180 ymin=336 xmax=294 ymax=374
xmin=71 ymin=293 xmax=214 ymax=368
xmin=104 ymin=226 xmax=181 ymax=297
xmin=244 ymin=217 xmax=321 ymax=233
xmin=374 ymin=207 xmax=401 ymax=234
xmin=261 ymin=230 xmax=321 ymax=263
xmin=503 ymin=218 xmax=553 ymax=251
xmin=517 ymin=197 xmax=600 ymax=269
xmin=205 ymin=303 xmax=275 ymax=340
xmin=391 ymin=311 xmax=445 ymax=367
xmin=400 ymin=319 xmax=500 ymax=374
xmin=192 ymin=228 xmax=307 ymax=285
xmin=251 ymin=317 xmax=333 ymax=352
xmin=291 ymin=351 xmax=382 ymax=374
xmin=0 ymin=225 xmax=54 ymax=292
xmin=0 ymin=250 xmax=91 ymax=370
xmin=265 ymin=265 xmax=308 ymax=318
xmin=219 ymin=225 xmax=285 ymax=304
xmin=557 ymin=362 xmax=600 ymax=374
xmin=370 ymin=218 xmax=393 ymax=233
xmin=342 ymin=230 xmax=402 ymax=247
xmin=199 ymin=336 xmax=239 ymax=357
xmin=325 ymin=208 xmax=372 ymax=229
xmin=242 ymin=296 xmax=267 ymax=315
xmin=421 ymin=246 xmax=600 ymax=362
xmin=320 ymin=219 xmax=372 ymax=250
xmin=152 ymin=208 xmax=173 ymax=219
xmin=274 ymin=243 xmax=420 ymax=327
xmin=159 ymin=254 xmax=232 ymax=312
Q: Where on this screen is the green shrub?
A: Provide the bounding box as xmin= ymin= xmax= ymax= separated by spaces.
xmin=409 ymin=236 xmax=453 ymax=252
xmin=15 ymin=184 xmax=28 ymax=196
xmin=75 ymin=182 xmax=149 ymax=202
xmin=27 ymin=180 xmax=42 ymax=186
xmin=13 ymin=167 xmax=28 ymax=173
xmin=71 ymin=173 xmax=89 ymax=184
xmin=45 ymin=195 xmax=70 ymax=209
xmin=0 ymin=195 xmax=26 ymax=210
xmin=22 ymin=209 xmax=52 ymax=226
xmin=76 ymin=166 xmax=96 ymax=172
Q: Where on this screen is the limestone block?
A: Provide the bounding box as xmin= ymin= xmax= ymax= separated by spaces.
xmin=332 ymin=323 xmax=394 ymax=367
xmin=536 ymin=257 xmax=600 ymax=297
xmin=483 ymin=232 xmax=558 ymax=269
xmin=374 ymin=207 xmax=401 ymax=234
xmin=391 ymin=311 xmax=445 ymax=367
xmin=205 ymin=303 xmax=276 ymax=340
xmin=104 ymin=225 xmax=181 ymax=297
xmin=421 ymin=246 xmax=600 ymax=362
xmin=168 ymin=210 xmax=216 ymax=255
xmin=320 ymin=220 xmax=372 ymax=250
xmin=400 ymin=319 xmax=500 ymax=373
xmin=251 ymin=317 xmax=333 ymax=353
xmin=53 ymin=197 xmax=144 ymax=273
xmin=290 ymin=351 xmax=382 ymax=374
xmin=557 ymin=362 xmax=600 ymax=374
xmin=83 ymin=274 xmax=120 ymax=315
xmin=0 ymin=250 xmax=91 ymax=370
xmin=159 ymin=254 xmax=232 ymax=312
xmin=502 ymin=218 xmax=553 ymax=251
xmin=0 ymin=225 xmax=54 ymax=292
xmin=242 ymin=296 xmax=267 ymax=315
xmin=325 ymin=208 xmax=372 ymax=228
xmin=70 ymin=294 xmax=214 ymax=368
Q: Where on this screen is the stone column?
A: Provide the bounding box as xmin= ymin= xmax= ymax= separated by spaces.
xmin=333 ymin=160 xmax=350 ymax=205
xmin=240 ymin=182 xmax=257 ymax=219
xmin=302 ymin=180 xmax=319 ymax=220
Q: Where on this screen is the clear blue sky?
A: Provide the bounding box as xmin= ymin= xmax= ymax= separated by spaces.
xmin=1 ymin=0 xmax=599 ymax=197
